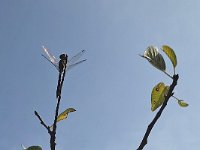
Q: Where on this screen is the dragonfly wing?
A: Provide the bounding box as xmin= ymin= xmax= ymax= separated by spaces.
xmin=42 ymin=46 xmax=59 ymax=70
xmin=67 ymin=59 xmax=87 ymax=70
xmin=42 ymin=46 xmax=58 ymax=64
xmin=42 ymin=54 xmax=59 ymax=70
xmin=68 ymin=50 xmax=86 ymax=64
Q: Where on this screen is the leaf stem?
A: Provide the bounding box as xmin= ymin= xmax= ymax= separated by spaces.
xmin=163 ymin=71 xmax=173 ymax=79
xmin=173 ymin=67 xmax=176 ymax=76
xmin=172 ymin=95 xmax=179 ymax=101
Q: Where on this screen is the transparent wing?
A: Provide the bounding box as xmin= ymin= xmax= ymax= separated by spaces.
xmin=42 ymin=47 xmax=86 ymax=71
xmin=42 ymin=46 xmax=58 ymax=64
xmin=42 ymin=54 xmax=59 ymax=70
xmin=67 ymin=59 xmax=87 ymax=70
xmin=42 ymin=46 xmax=59 ymax=70
xmin=68 ymin=50 xmax=86 ymax=64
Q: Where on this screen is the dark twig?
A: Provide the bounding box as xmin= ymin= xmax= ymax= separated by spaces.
xmin=50 ymin=93 xmax=62 ymax=150
xmin=35 ymin=55 xmax=67 ymax=150
xmin=35 ymin=52 xmax=68 ymax=150
xmin=137 ymin=74 xmax=179 ymax=150
xmin=34 ymin=111 xmax=51 ymax=134
xmin=50 ymin=59 xmax=67 ymax=150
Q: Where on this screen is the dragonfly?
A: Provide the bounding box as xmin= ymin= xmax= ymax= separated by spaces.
xmin=42 ymin=46 xmax=86 ymax=72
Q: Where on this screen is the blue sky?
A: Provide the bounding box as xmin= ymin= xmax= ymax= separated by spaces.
xmin=0 ymin=0 xmax=199 ymax=150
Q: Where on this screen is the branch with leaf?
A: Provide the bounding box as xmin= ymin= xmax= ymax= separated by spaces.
xmin=23 ymin=47 xmax=85 ymax=150
xmin=34 ymin=56 xmax=76 ymax=150
xmin=137 ymin=45 xmax=188 ymax=150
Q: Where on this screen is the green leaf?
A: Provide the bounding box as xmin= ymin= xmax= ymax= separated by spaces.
xmin=26 ymin=146 xmax=42 ymax=150
xmin=57 ymin=108 xmax=76 ymax=122
xmin=178 ymin=100 xmax=189 ymax=107
xmin=141 ymin=46 xmax=166 ymax=71
xmin=162 ymin=45 xmax=177 ymax=69
xmin=151 ymin=82 xmax=169 ymax=111
xmin=22 ymin=145 xmax=42 ymax=150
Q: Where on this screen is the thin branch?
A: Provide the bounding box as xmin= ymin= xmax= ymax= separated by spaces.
xmin=36 ymin=54 xmax=68 ymax=150
xmin=50 ymin=59 xmax=67 ymax=150
xmin=50 ymin=96 xmax=61 ymax=150
xmin=137 ymin=74 xmax=179 ymax=150
xmin=34 ymin=111 xmax=51 ymax=134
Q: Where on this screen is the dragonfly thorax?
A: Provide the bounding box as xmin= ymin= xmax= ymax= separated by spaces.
xmin=59 ymin=54 xmax=68 ymax=61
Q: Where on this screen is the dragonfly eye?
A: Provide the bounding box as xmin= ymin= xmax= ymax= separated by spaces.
xmin=60 ymin=54 xmax=68 ymax=60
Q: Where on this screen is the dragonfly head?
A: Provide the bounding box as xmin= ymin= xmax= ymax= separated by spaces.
xmin=59 ymin=54 xmax=68 ymax=61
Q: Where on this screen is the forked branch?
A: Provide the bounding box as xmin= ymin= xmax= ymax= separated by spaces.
xmin=35 ymin=60 xmax=67 ymax=150
xmin=137 ymin=74 xmax=179 ymax=150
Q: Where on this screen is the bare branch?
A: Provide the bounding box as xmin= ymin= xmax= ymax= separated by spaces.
xmin=36 ymin=53 xmax=68 ymax=150
xmin=50 ymin=59 xmax=67 ymax=150
xmin=34 ymin=111 xmax=51 ymax=134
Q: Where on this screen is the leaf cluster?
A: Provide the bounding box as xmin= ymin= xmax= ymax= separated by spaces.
xmin=141 ymin=45 xmax=188 ymax=111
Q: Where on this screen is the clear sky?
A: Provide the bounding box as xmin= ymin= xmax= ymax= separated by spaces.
xmin=0 ymin=0 xmax=199 ymax=150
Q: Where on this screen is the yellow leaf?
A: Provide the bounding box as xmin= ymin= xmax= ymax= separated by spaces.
xmin=178 ymin=100 xmax=189 ymax=107
xmin=151 ymin=82 xmax=169 ymax=111
xmin=50 ymin=108 xmax=76 ymax=131
xmin=57 ymin=108 xmax=76 ymax=122
xmin=162 ymin=45 xmax=177 ymax=69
